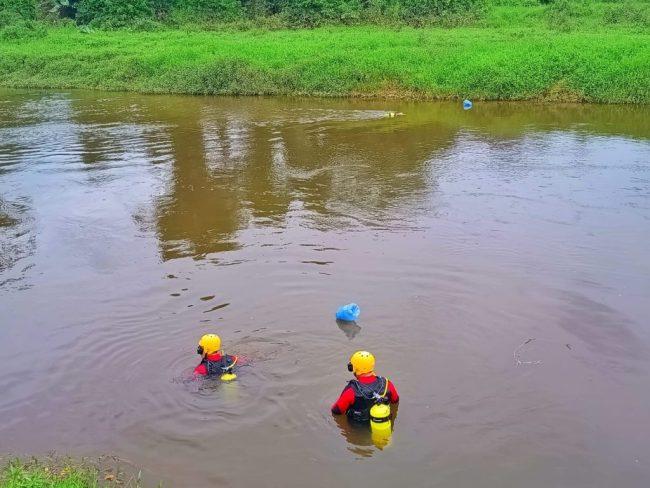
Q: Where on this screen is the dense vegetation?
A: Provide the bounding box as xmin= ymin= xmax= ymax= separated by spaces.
xmin=1 ymin=0 xmax=490 ymax=27
xmin=0 ymin=0 xmax=646 ymax=29
xmin=0 ymin=1 xmax=648 ymax=103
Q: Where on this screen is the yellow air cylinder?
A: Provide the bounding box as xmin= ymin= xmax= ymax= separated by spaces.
xmin=370 ymin=403 xmax=392 ymax=449
xmin=220 ymin=372 xmax=237 ymax=382
xmin=370 ymin=403 xmax=391 ymax=427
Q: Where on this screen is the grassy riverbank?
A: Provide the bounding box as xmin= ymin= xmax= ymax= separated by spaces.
xmin=0 ymin=3 xmax=648 ymax=103
xmin=0 ymin=459 xmax=97 ymax=488
xmin=0 ymin=457 xmax=144 ymax=488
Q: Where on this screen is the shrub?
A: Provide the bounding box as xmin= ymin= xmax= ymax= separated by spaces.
xmin=0 ymin=0 xmax=37 ymax=19
xmin=75 ymin=0 xmax=153 ymax=26
xmin=172 ymin=0 xmax=244 ymax=22
xmin=280 ymin=0 xmax=363 ymax=26
xmin=0 ymin=0 xmax=489 ymax=28
xmin=0 ymin=9 xmax=22 ymax=28
xmin=546 ymin=0 xmax=589 ymax=31
xmin=603 ymin=1 xmax=650 ymax=28
xmin=365 ymin=0 xmax=486 ymax=25
xmin=242 ymin=0 xmax=279 ymax=17
xmin=0 ymin=20 xmax=46 ymax=39
xmin=279 ymin=0 xmax=485 ymax=26
xmin=0 ymin=1 xmax=45 ymax=39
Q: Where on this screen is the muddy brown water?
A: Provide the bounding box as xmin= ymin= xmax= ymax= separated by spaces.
xmin=1 ymin=90 xmax=649 ymax=487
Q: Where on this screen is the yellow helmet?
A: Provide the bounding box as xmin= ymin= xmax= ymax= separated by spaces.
xmin=348 ymin=350 xmax=375 ymax=375
xmin=197 ymin=334 xmax=221 ymax=356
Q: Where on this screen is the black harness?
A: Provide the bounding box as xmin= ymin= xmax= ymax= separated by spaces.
xmin=202 ymin=355 xmax=237 ymax=376
xmin=346 ymin=376 xmax=388 ymax=423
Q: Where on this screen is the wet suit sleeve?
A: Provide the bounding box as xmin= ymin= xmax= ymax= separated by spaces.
xmin=331 ymin=385 xmax=355 ymax=415
xmin=193 ymin=363 xmax=207 ymax=376
xmin=387 ymin=380 xmax=399 ymax=404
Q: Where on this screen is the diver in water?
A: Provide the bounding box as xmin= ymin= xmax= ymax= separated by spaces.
xmin=194 ymin=333 xmax=238 ymax=380
xmin=331 ymin=351 xmax=399 ymax=422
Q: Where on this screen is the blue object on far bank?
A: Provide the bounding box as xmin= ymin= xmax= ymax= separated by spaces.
xmin=463 ymin=99 xmax=473 ymax=110
xmin=336 ymin=303 xmax=360 ymax=322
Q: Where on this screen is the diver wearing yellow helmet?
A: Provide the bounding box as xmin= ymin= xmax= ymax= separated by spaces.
xmin=193 ymin=333 xmax=239 ymax=381
xmin=331 ymin=351 xmax=399 ymax=423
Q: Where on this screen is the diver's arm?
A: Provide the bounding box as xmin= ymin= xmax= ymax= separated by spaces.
xmin=193 ymin=363 xmax=207 ymax=376
xmin=387 ymin=380 xmax=399 ymax=404
xmin=331 ymin=386 xmax=355 ymax=415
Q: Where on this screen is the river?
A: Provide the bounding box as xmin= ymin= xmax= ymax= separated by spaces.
xmin=1 ymin=90 xmax=649 ymax=487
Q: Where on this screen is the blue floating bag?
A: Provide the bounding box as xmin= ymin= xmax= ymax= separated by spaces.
xmin=463 ymin=99 xmax=473 ymax=110
xmin=336 ymin=303 xmax=360 ymax=322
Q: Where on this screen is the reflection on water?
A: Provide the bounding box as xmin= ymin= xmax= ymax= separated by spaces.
xmin=333 ymin=405 xmax=399 ymax=456
xmin=334 ymin=414 xmax=377 ymax=457
xmin=151 ymin=98 xmax=443 ymax=260
xmin=337 ymin=320 xmax=362 ymax=340
xmin=1 ymin=89 xmax=650 ymax=488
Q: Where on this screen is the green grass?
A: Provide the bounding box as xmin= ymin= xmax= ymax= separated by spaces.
xmin=0 ymin=459 xmax=97 ymax=488
xmin=0 ymin=5 xmax=648 ymax=103
xmin=0 ymin=457 xmax=146 ymax=488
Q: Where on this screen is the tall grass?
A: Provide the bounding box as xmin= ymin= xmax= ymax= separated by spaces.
xmin=0 ymin=1 xmax=648 ymax=103
xmin=0 ymin=23 xmax=647 ymax=103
